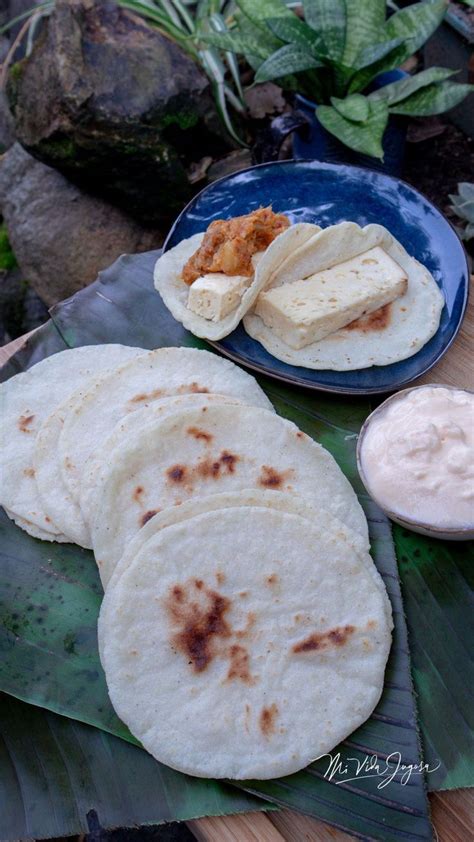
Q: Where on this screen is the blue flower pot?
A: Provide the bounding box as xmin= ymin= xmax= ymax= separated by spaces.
xmin=253 ymin=70 xmax=408 ymax=176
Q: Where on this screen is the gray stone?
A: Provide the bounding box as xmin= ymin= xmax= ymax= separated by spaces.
xmin=0 ymin=144 xmax=163 ymax=306
xmin=7 ymin=0 xmax=230 ymax=224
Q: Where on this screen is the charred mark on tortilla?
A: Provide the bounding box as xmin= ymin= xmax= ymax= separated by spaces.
xmin=186 ymin=426 xmax=213 ymax=442
xmin=344 ymin=303 xmax=392 ymax=332
xmin=166 ymin=579 xmax=231 ymax=672
xmin=18 ymin=413 xmax=35 ymax=433
xmin=265 ymin=573 xmax=279 ymax=587
xmin=259 ymin=703 xmax=278 ymax=737
xmin=226 ymin=644 xmax=256 ymax=685
xmin=293 ymin=624 xmax=356 ymax=653
xmin=133 ymin=485 xmax=144 ymax=502
xmin=258 ymin=465 xmax=291 ymax=488
xmin=166 ymin=464 xmax=187 ymax=483
xmin=140 ymin=509 xmax=160 ymax=527
xmin=196 ymin=451 xmax=240 ymax=480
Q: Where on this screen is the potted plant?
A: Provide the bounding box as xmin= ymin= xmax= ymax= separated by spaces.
xmin=207 ymin=0 xmax=473 ymax=174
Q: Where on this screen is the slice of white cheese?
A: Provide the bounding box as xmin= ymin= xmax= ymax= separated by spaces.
xmin=187 ymin=273 xmax=251 ymax=322
xmin=254 ymin=246 xmax=408 ymax=350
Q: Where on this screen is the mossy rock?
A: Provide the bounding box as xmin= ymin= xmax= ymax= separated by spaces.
xmin=8 ymin=0 xmax=231 ymax=225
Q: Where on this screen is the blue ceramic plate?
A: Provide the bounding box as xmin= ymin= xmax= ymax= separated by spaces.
xmin=164 ymin=160 xmax=469 ymax=395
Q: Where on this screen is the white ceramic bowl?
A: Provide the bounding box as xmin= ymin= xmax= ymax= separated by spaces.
xmin=357 ymin=384 xmax=474 ymax=541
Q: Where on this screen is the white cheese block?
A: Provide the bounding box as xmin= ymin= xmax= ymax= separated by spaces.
xmin=254 ymin=246 xmax=408 ymax=350
xmin=187 ymin=273 xmax=251 ymax=322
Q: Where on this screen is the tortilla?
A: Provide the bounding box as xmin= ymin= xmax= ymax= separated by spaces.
xmin=59 ymin=347 xmax=273 ymax=507
xmin=154 ymin=223 xmax=320 ymax=340
xmin=99 ymin=505 xmax=392 ymax=779
xmin=0 ymin=344 xmax=144 ymax=538
xmin=90 ymin=403 xmax=369 ymax=585
xmin=244 ymin=222 xmax=444 ymax=370
xmin=79 ymin=393 xmax=247 ymax=542
xmin=102 ymin=491 xmax=390 ymax=617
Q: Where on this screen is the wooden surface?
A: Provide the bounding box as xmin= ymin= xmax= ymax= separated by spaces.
xmin=1 ymin=284 xmax=472 ymax=841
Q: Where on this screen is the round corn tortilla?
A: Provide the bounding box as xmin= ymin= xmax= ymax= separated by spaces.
xmin=244 ymin=222 xmax=444 ymax=370
xmin=154 ymin=223 xmax=320 ymax=340
xmin=59 ymin=347 xmax=273 ymax=507
xmin=0 ymin=344 xmax=144 ymax=539
xmin=90 ymin=403 xmax=369 ymax=585
xmin=99 ymin=505 xmax=392 ymax=779
xmin=79 ymin=393 xmax=247 ymax=544
xmin=102 ymin=492 xmax=390 ymax=622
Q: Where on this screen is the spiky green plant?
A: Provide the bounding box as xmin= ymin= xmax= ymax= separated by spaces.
xmin=449 ymin=183 xmax=474 ymax=241
xmin=206 ymin=0 xmax=473 ymax=159
xmin=0 ymin=0 xmax=247 ymax=144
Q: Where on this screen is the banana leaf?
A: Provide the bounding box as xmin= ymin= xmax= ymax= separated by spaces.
xmin=0 ymin=247 xmax=469 ymax=837
xmin=0 ymin=692 xmax=265 ymax=841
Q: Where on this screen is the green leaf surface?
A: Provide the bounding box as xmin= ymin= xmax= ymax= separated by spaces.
xmin=236 ymin=0 xmax=293 ymax=27
xmin=0 ymin=251 xmax=438 ymax=839
xmin=393 ymin=527 xmax=474 ymax=790
xmin=0 ymin=692 xmax=265 ymax=840
xmin=317 ymin=99 xmax=389 ymax=159
xmin=330 ymin=93 xmax=370 ymax=123
xmin=368 ymin=66 xmax=458 ymax=105
xmin=266 ymin=15 xmax=326 ymax=58
xmin=354 ymin=36 xmax=404 ymax=71
xmin=389 ymin=81 xmax=474 ymax=116
xmin=303 ymin=0 xmax=347 ymax=61
xmin=255 ymin=43 xmax=323 ymax=83
xmin=342 ymin=0 xmax=386 ymax=66
xmin=384 ymin=0 xmax=447 ymax=64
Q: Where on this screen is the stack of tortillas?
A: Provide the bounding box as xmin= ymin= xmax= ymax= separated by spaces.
xmin=0 ymin=344 xmax=392 ymax=779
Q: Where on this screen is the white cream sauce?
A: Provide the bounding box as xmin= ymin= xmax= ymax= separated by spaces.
xmin=360 ymin=386 xmax=474 ymax=528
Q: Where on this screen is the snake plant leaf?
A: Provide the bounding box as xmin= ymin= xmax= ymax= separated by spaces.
xmin=266 ymin=15 xmax=327 ymax=59
xmin=347 ymin=43 xmax=408 ymax=95
xmin=0 ymin=693 xmax=266 ymax=841
xmin=317 ymin=99 xmax=389 ymax=159
xmin=330 ymin=93 xmax=370 ymax=122
xmin=302 ymin=0 xmax=346 ymax=61
xmin=354 ymin=36 xmax=405 ymax=71
xmin=341 ymin=0 xmax=386 ymax=66
xmin=384 ymin=0 xmax=448 ymax=64
xmin=390 ymin=81 xmax=474 ymax=116
xmin=368 ymin=66 xmax=458 ymax=105
xmin=255 ymin=43 xmax=323 ymax=84
xmin=236 ymin=0 xmax=293 ymax=28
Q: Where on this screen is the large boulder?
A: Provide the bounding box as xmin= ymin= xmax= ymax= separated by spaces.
xmin=0 ymin=144 xmax=163 ymax=306
xmin=8 ymin=0 xmax=230 ymax=224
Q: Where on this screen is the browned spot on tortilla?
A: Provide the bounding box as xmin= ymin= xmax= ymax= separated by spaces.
xmin=265 ymin=573 xmax=279 ymax=587
xmin=258 ymin=465 xmax=292 ymax=489
xmin=259 ymin=703 xmax=278 ymax=737
xmin=179 ymin=382 xmax=209 ymax=395
xmin=64 ymin=457 xmax=74 ymax=471
xmin=166 ymin=579 xmax=231 ymax=672
xmin=202 ymin=406 xmax=208 ymax=412
xmin=216 ymin=571 xmax=226 ymax=586
xmin=344 ymin=303 xmax=391 ymax=333
xmin=133 ymin=485 xmax=144 ymax=502
xmin=294 ymin=613 xmax=302 ymax=623
xmin=140 ymin=509 xmax=159 ymax=527
xmin=196 ymin=457 xmax=221 ymax=479
xmin=220 ymin=450 xmax=239 ymax=473
xmin=239 ymin=591 xmax=249 ymax=598
xmin=400 ymin=306 xmax=407 ymax=312
xmin=296 ymin=431 xmax=303 ymax=439
xmin=45 ymin=516 xmax=51 ymax=524
xmin=166 ymin=464 xmax=187 ymax=483
xmin=367 ymin=619 xmax=377 ymax=629
xmin=235 ymin=611 xmax=256 ymax=639
xmin=226 ymin=644 xmax=256 ymax=685
xmin=187 ymin=426 xmax=213 ymax=443
xmin=293 ymin=624 xmax=356 ymax=654
xmin=18 ymin=414 xmax=35 ymax=433
xmin=129 ymin=388 xmax=164 ymax=404
xmin=23 ymin=467 xmax=36 ymax=478
xmin=244 ymin=703 xmax=251 ymax=732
